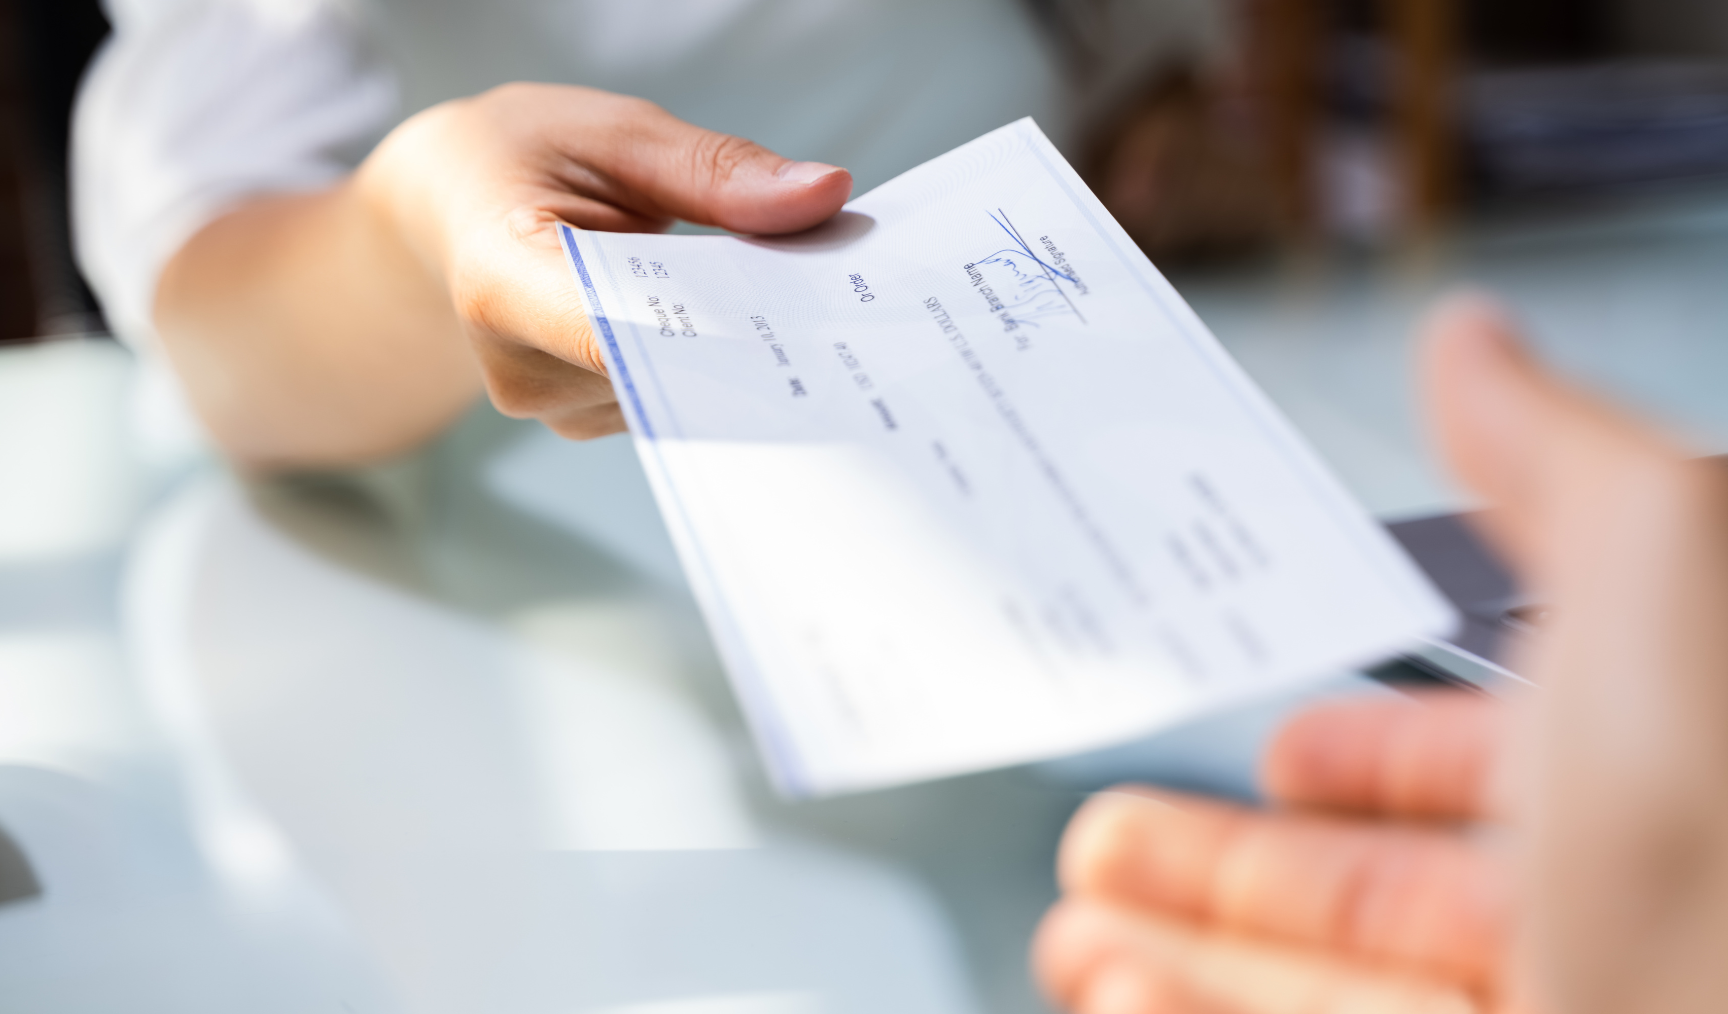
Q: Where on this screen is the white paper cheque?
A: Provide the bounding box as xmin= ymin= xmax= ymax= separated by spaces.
xmin=559 ymin=119 xmax=1454 ymax=797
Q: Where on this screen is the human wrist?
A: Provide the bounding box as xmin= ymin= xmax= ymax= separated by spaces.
xmin=350 ymin=102 xmax=467 ymax=291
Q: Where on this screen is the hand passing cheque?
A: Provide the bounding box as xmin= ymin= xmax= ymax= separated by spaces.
xmin=559 ymin=119 xmax=1453 ymax=797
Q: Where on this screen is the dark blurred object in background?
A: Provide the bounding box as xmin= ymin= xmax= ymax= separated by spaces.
xmin=1092 ymin=0 xmax=1728 ymax=263
xmin=0 ymin=0 xmax=110 ymax=343
xmin=1084 ymin=0 xmax=1468 ymax=262
xmin=0 ymin=0 xmax=35 ymax=341
xmin=1462 ymin=0 xmax=1612 ymax=64
xmin=1466 ymin=61 xmax=1728 ymax=197
xmin=1084 ymin=70 xmax=1284 ymax=265
xmin=1333 ymin=0 xmax=1728 ymax=232
xmin=7 ymin=0 xmax=1728 ymax=309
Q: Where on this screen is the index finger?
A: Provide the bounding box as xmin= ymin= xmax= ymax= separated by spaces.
xmin=1261 ymin=691 xmax=1506 ymax=821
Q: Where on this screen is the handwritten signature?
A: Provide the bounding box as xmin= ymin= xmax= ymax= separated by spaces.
xmin=964 ymin=210 xmax=1086 ymax=329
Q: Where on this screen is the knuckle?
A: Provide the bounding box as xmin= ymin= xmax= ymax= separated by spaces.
xmin=480 ymin=357 xmax=570 ymax=420
xmin=596 ymin=94 xmax=665 ymax=139
xmin=611 ymin=93 xmax=663 ymax=120
xmin=482 ymin=374 xmax=543 ymax=419
xmin=690 ymin=132 xmax=762 ymax=189
xmin=451 ymin=282 xmax=506 ymax=338
xmin=562 ymin=311 xmax=605 ymax=374
xmin=1333 ymin=843 xmax=1406 ymax=952
xmin=481 ymin=80 xmax=548 ymax=107
xmin=546 ymin=403 xmax=625 ymax=441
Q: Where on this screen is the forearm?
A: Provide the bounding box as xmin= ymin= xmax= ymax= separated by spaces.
xmin=148 ymin=84 xmax=850 ymax=467
xmin=153 ymin=181 xmax=482 ymax=470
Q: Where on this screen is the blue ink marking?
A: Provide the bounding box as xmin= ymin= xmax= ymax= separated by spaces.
xmin=988 ymin=210 xmax=1074 ymax=282
xmin=967 ymin=208 xmax=1087 ymax=328
xmin=557 ymin=223 xmax=811 ymax=795
xmin=992 ymin=207 xmax=1087 ymax=325
xmin=970 ymin=248 xmax=1075 ymax=325
xmin=558 ymin=223 xmax=656 ymax=440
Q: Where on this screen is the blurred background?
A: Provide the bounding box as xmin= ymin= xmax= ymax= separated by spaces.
xmin=4 ymin=1 xmax=1728 ymax=1012
xmin=1081 ymin=0 xmax=1728 ymax=258
xmin=1076 ymin=0 xmax=1728 ymax=513
xmin=0 ymin=0 xmax=106 ymax=343
xmin=9 ymin=0 xmax=1728 ymax=339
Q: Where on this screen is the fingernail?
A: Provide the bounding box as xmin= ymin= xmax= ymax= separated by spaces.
xmin=776 ymin=160 xmax=844 ymax=186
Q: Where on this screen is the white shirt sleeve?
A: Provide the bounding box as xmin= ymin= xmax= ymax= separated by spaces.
xmin=72 ymin=0 xmax=399 ymax=352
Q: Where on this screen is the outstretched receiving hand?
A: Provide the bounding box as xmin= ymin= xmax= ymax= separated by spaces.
xmin=1036 ymin=690 xmax=1518 ymax=1014
xmin=1038 ymin=294 xmax=1728 ymax=1014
